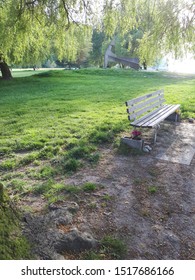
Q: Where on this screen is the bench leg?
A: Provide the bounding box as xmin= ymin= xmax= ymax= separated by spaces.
xmin=153 ymin=124 xmax=160 ymax=144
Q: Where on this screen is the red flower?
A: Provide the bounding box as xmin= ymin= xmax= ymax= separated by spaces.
xmin=131 ymin=130 xmax=142 ymax=139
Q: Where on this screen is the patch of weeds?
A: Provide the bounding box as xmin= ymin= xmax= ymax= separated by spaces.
xmin=102 ymin=194 xmax=112 ymax=201
xmin=47 ymin=195 xmax=65 ymax=205
xmin=90 ymin=130 xmax=114 ymax=144
xmin=19 ymin=152 xmax=39 ymax=166
xmin=101 ymin=236 xmax=127 ymax=259
xmin=33 ymin=160 xmax=41 ymax=166
xmin=65 ymin=139 xmax=79 ymax=150
xmin=0 ymin=158 xmax=18 ymax=171
xmin=68 ymin=144 xmax=95 ymax=160
xmin=6 ymin=179 xmax=26 ymax=194
xmin=83 ymin=251 xmax=103 ymax=260
xmin=148 ymin=186 xmax=158 ymax=194
xmin=38 ymin=165 xmax=56 ymax=179
xmin=64 ymin=185 xmax=81 ymax=194
xmin=13 ymin=140 xmax=45 ymax=152
xmin=86 ymin=152 xmax=100 ymax=165
xmin=1 ymin=173 xmax=14 ymax=181
xmin=62 ymin=158 xmax=81 ymax=173
xmin=82 ymin=182 xmax=97 ymax=192
xmin=46 ymin=184 xmax=81 ymax=199
xmin=83 ymin=236 xmax=126 ymax=260
xmin=88 ymin=202 xmax=97 ymax=209
xmin=2 ymin=171 xmax=24 ymax=182
xmin=33 ymin=180 xmax=53 ymax=195
xmin=0 ymin=147 xmax=12 ymax=157
xmin=38 ymin=145 xmax=59 ymax=160
xmin=44 ymin=183 xmax=70 ymax=200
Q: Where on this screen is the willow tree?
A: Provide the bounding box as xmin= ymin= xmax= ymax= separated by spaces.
xmin=101 ymin=0 xmax=195 ymax=66
xmin=0 ymin=0 xmax=92 ymax=79
xmin=0 ymin=0 xmax=194 ymax=79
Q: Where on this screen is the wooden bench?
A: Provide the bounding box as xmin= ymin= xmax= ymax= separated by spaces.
xmin=125 ymin=89 xmax=180 ymax=143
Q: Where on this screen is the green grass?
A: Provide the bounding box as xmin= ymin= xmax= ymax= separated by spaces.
xmin=0 ymin=68 xmax=195 ymax=259
xmin=0 ymin=68 xmax=194 ymax=182
xmin=0 ymin=68 xmax=194 ymax=185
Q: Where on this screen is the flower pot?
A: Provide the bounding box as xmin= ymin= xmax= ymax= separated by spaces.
xmin=121 ymin=137 xmax=144 ymax=150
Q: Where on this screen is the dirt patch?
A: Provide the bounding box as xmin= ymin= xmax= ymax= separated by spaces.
xmin=20 ymin=122 xmax=195 ymax=259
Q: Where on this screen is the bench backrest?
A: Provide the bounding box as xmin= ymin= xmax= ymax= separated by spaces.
xmin=125 ymin=89 xmax=165 ymax=121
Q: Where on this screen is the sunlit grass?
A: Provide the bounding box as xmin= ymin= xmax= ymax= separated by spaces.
xmin=0 ymin=68 xmax=195 ymax=198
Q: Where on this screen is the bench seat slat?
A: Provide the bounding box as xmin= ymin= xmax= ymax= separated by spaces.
xmin=143 ymin=104 xmax=180 ymax=127
xmin=131 ymin=104 xmax=180 ymax=128
xmin=130 ymin=104 xmax=168 ymax=126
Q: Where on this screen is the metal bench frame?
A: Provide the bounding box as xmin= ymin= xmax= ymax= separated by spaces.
xmin=125 ymin=89 xmax=180 ymax=143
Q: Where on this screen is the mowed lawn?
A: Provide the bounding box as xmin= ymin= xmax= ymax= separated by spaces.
xmin=0 ymin=69 xmax=195 ymax=201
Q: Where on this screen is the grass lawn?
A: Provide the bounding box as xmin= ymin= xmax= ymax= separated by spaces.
xmin=0 ymin=68 xmax=195 ymax=259
xmin=0 ymin=68 xmax=195 ymax=199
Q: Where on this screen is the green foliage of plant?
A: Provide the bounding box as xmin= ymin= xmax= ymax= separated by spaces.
xmin=84 ymin=235 xmax=126 ymax=260
xmin=82 ymin=182 xmax=97 ymax=192
xmin=148 ymin=186 xmax=158 ymax=194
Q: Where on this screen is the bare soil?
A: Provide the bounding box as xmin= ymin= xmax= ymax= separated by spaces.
xmin=20 ymin=122 xmax=195 ymax=260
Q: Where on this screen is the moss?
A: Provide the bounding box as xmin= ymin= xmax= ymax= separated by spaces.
xmin=0 ymin=182 xmax=4 ymax=202
xmin=0 ymin=193 xmax=32 ymax=259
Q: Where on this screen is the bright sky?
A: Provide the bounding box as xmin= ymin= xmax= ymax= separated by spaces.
xmin=168 ymin=54 xmax=195 ymax=74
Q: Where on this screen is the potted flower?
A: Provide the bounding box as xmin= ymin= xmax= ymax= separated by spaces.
xmin=121 ymin=129 xmax=144 ymax=150
xmin=131 ymin=130 xmax=142 ymax=140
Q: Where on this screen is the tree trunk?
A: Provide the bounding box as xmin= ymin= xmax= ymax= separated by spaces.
xmin=0 ymin=61 xmax=13 ymax=80
xmin=143 ymin=61 xmax=147 ymax=70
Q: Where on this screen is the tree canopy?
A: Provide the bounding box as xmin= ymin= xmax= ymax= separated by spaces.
xmin=101 ymin=0 xmax=195 ymax=65
xmin=0 ymin=0 xmax=194 ymax=78
xmin=0 ymin=0 xmax=92 ymax=65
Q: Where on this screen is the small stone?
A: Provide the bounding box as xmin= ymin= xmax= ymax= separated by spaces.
xmin=143 ymin=146 xmax=150 ymax=153
xmin=54 ymin=229 xmax=98 ymax=253
xmin=144 ymin=145 xmax=152 ymax=151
